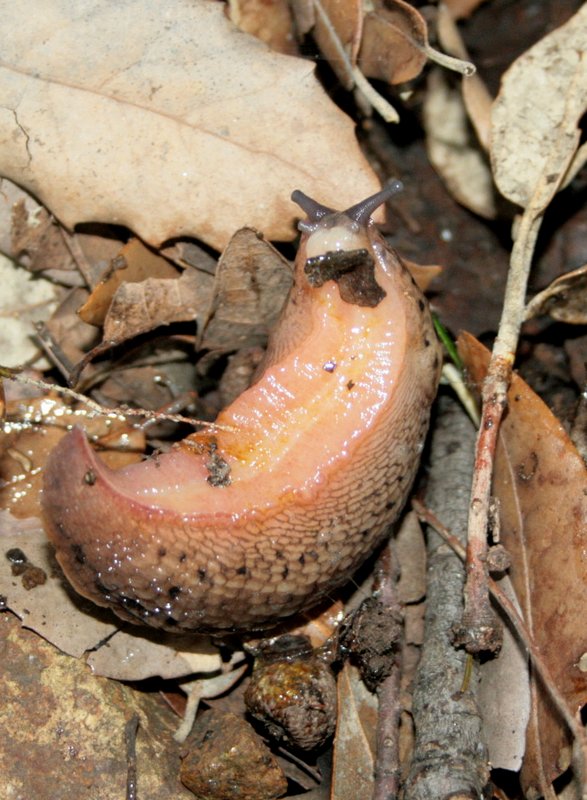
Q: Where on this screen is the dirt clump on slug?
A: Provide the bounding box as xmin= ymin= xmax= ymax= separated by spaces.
xmin=304 ymin=248 xmax=386 ymax=307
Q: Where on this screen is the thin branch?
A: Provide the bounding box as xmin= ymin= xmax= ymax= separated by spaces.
xmin=412 ymin=497 xmax=587 ymax=791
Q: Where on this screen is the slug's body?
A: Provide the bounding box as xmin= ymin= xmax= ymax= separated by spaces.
xmin=43 ymin=183 xmax=441 ymax=633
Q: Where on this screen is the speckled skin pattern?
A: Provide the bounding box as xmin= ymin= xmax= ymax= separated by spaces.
xmin=42 ymin=191 xmax=442 ymax=633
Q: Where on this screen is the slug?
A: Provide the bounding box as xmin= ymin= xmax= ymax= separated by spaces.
xmin=42 ymin=181 xmax=442 ymax=633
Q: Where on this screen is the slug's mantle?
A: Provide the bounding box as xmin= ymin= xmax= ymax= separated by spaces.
xmin=42 ymin=183 xmax=442 ymax=633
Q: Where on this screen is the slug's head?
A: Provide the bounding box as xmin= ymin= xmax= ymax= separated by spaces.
xmin=291 ymin=179 xmax=403 ymax=259
xmin=291 ymin=180 xmax=404 ymax=308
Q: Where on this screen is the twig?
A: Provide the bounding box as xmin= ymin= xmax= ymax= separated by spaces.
xmin=403 ymin=395 xmax=488 ymax=800
xmin=460 ymin=60 xmax=585 ymax=654
xmin=372 ymin=542 xmax=402 ymax=800
xmin=311 ymin=0 xmax=400 ymax=123
xmin=0 ymin=365 xmax=236 ymax=433
xmin=412 ymin=497 xmax=587 ymax=790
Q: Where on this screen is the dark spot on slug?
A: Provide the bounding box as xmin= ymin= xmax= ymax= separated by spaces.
xmin=179 ymin=552 xmax=187 ymax=563
xmin=168 ymin=586 xmax=182 ymax=600
xmin=299 ymin=553 xmax=306 ymax=565
xmin=236 ymin=565 xmax=248 ymax=575
xmin=71 ymin=544 xmax=86 ymax=565
xmin=119 ymin=595 xmax=149 ymax=616
xmin=165 ymin=616 xmax=178 ymax=627
xmin=385 ymin=500 xmax=396 ymax=510
xmin=158 ymin=547 xmax=167 ymax=558
xmin=5 ymin=548 xmax=27 ymax=565
xmin=307 ymin=550 xmax=319 ymax=561
xmin=304 ymin=249 xmax=386 ymax=308
xmin=275 ymin=550 xmax=285 ymax=560
xmin=424 ymin=338 xmax=430 ymax=348
xmin=418 ymin=299 xmax=425 ymax=312
xmin=347 ymin=380 xmax=355 ymax=390
xmin=197 ymin=567 xmax=207 ymax=581
xmin=84 ymin=469 xmax=96 ymax=486
xmin=94 ymin=579 xmax=112 ymax=598
xmin=282 ymin=565 xmax=289 ymax=579
xmin=360 ymin=529 xmax=369 ymax=537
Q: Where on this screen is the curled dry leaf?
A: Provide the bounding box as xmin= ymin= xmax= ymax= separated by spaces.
xmin=78 ymin=239 xmax=181 ymax=327
xmin=198 ymin=227 xmax=293 ymax=353
xmin=490 ymin=4 xmax=587 ymax=208
xmin=0 ymin=0 xmax=379 ymax=251
xmin=359 ymin=0 xmax=428 ymax=85
xmin=458 ymin=332 xmax=587 ymax=795
xmin=524 ymin=264 xmax=587 ymax=324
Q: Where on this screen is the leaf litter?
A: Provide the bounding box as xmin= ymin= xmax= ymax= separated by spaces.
xmin=0 ymin=1 xmax=587 ymax=798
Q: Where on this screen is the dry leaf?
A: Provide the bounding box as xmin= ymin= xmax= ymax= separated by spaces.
xmin=459 ymin=332 xmax=587 ymax=794
xmin=490 ymin=4 xmax=587 ymax=208
xmin=424 ymin=69 xmax=496 ymax=218
xmin=305 ymin=0 xmax=363 ymax=89
xmin=229 ymin=0 xmax=299 ymax=55
xmin=436 ymin=3 xmax=493 ymax=150
xmin=331 ymin=662 xmax=377 ymax=799
xmin=198 ymin=227 xmax=292 ymax=352
xmin=0 ymin=0 xmax=380 ymax=251
xmin=78 ymin=239 xmax=180 ymax=327
xmin=524 ymin=264 xmax=587 ymax=324
xmin=43 ymin=287 xmax=99 ymax=369
xmin=478 ymin=575 xmax=531 ymax=772
xmin=0 ymin=254 xmax=60 ymax=367
xmin=359 ymin=0 xmax=428 ymax=85
xmin=102 ymin=267 xmax=213 ymax=345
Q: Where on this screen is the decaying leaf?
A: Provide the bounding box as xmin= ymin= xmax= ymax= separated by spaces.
xmin=0 ymin=0 xmax=380 ymax=251
xmin=198 ymin=227 xmax=292 ymax=353
xmin=490 ymin=4 xmax=587 ymax=208
xmin=424 ymin=69 xmax=496 ymax=218
xmin=524 ymin=264 xmax=587 ymax=324
xmin=459 ymin=332 xmax=587 ymax=794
